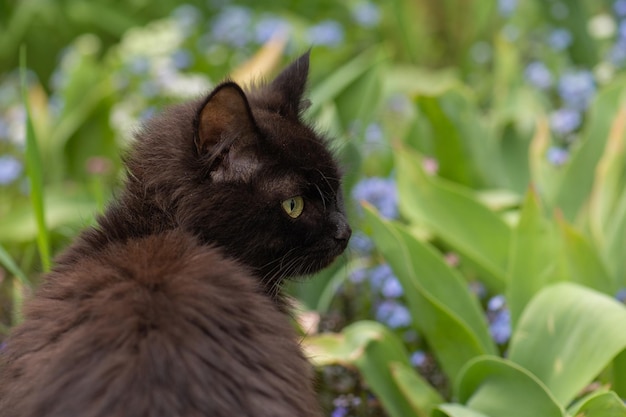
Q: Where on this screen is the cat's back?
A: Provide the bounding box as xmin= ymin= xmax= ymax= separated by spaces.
xmin=0 ymin=230 xmax=319 ymax=417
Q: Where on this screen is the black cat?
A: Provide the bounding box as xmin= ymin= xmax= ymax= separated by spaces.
xmin=0 ymin=52 xmax=351 ymax=417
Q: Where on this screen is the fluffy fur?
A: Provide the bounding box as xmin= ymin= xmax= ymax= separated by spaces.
xmin=0 ymin=52 xmax=351 ymax=417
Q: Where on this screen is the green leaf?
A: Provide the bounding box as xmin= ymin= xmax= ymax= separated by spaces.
xmin=455 ymin=356 xmax=564 ymax=417
xmin=552 ymin=79 xmax=626 ymax=221
xmin=568 ymin=390 xmax=626 ymax=417
xmin=391 ymin=362 xmax=444 ymax=417
xmin=506 ymin=186 xmax=559 ymax=328
xmin=0 ymin=244 xmax=30 ymax=288
xmin=509 ymin=283 xmax=626 ymax=405
xmin=364 ymin=206 xmax=496 ymax=382
xmin=433 ymin=404 xmax=490 ymax=417
xmin=555 ymin=214 xmax=615 ymax=294
xmin=395 ymin=147 xmax=510 ymax=292
xmin=304 ymin=321 xmax=433 ymax=417
xmin=20 ymin=46 xmax=50 ymax=272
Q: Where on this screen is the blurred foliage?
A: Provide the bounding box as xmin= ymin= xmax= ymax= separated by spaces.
xmin=2 ymin=0 xmax=626 ymax=416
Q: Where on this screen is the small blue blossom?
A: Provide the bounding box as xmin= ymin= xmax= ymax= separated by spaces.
xmin=558 ymin=70 xmax=596 ymax=110
xmin=364 ymin=123 xmax=384 ymax=147
xmin=468 ymin=281 xmax=487 ymax=300
xmin=548 ymin=28 xmax=573 ymax=51
xmin=410 ymin=350 xmax=427 ymax=367
xmin=547 ymin=147 xmax=569 ymax=166
xmin=525 ymin=61 xmax=553 ymax=89
xmin=255 ymin=16 xmax=291 ymax=43
xmin=171 ymin=49 xmax=193 ymax=70
xmin=550 ymin=108 xmax=581 ymax=135
xmin=489 ymin=309 xmax=512 ymax=344
xmin=487 ymin=294 xmax=506 ymax=312
xmin=331 ymin=406 xmax=348 ymax=417
xmin=616 ymin=0 xmax=626 ymax=17
xmin=211 ymin=6 xmax=253 ymax=47
xmin=352 ymin=2 xmax=380 ymax=27
xmin=369 ymin=263 xmax=394 ymax=289
xmin=375 ymin=300 xmax=412 ymax=328
xmin=349 ymin=267 xmax=368 ymax=284
xmin=0 ymin=155 xmax=23 ymax=185
xmin=609 ymin=39 xmax=626 ymax=66
xmin=381 ymin=275 xmax=404 ymax=298
xmin=619 ymin=20 xmax=626 ymax=40
xmin=307 ymin=20 xmax=345 ymax=48
xmin=497 ymin=0 xmax=517 ymax=17
xmin=348 ymin=231 xmax=373 ymax=254
xmin=616 ymin=288 xmax=626 ymax=303
xmin=352 ymin=177 xmax=398 ymax=219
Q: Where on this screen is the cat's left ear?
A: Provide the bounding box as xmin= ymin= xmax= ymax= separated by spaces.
xmin=194 ymin=82 xmax=260 ymax=179
xmin=269 ymin=51 xmax=311 ymax=117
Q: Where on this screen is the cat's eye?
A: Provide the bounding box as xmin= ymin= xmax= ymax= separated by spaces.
xmin=282 ymin=196 xmax=304 ymax=218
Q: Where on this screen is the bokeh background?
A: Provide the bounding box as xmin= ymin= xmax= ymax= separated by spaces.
xmin=2 ymin=1 xmax=626 ymax=416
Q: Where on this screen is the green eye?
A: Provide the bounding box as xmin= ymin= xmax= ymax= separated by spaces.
xmin=282 ymin=196 xmax=304 ymax=218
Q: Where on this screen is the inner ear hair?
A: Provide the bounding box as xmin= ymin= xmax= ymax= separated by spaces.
xmin=194 ymin=82 xmax=258 ymax=156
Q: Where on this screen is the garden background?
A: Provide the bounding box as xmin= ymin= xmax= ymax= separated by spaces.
xmin=1 ymin=0 xmax=626 ymax=416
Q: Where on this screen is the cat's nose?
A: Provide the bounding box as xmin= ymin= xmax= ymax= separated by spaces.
xmin=332 ymin=213 xmax=351 ymax=247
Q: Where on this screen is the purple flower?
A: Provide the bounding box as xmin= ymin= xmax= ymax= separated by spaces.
xmin=307 ymin=20 xmax=344 ymax=48
xmin=348 ymin=231 xmax=373 ymax=254
xmin=410 ymin=350 xmax=427 ymax=367
xmin=558 ymin=70 xmax=596 ymax=110
xmin=525 ymin=61 xmax=553 ymax=90
xmin=255 ymin=16 xmax=291 ymax=43
xmin=375 ymin=300 xmax=412 ymax=328
xmin=548 ymin=28 xmax=573 ymax=51
xmin=352 ymin=177 xmax=398 ymax=219
xmin=498 ymin=0 xmax=517 ymax=17
xmin=381 ymin=275 xmax=404 ymax=298
xmin=352 ymin=2 xmax=380 ymax=27
xmin=550 ymin=108 xmax=581 ymax=135
xmin=616 ymin=0 xmax=626 ymax=17
xmin=547 ymin=147 xmax=569 ymax=166
xmin=369 ymin=263 xmax=394 ymax=289
xmin=489 ymin=309 xmax=511 ymax=344
xmin=331 ymin=406 xmax=348 ymax=417
xmin=211 ymin=6 xmax=253 ymax=47
xmin=0 ymin=155 xmax=22 ymax=185
xmin=487 ymin=294 xmax=506 ymax=312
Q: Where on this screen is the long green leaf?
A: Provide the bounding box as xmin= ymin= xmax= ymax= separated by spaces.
xmin=391 ymin=362 xmax=444 ymax=417
xmin=20 ymin=46 xmax=50 ymax=272
xmin=455 ymin=356 xmax=564 ymax=417
xmin=509 ymin=282 xmax=626 ymax=405
xmin=433 ymin=404 xmax=490 ymax=417
xmin=568 ymin=390 xmax=626 ymax=417
xmin=506 ymin=186 xmax=559 ymax=328
xmin=395 ymin=147 xmax=510 ymax=292
xmin=364 ymin=206 xmax=496 ymax=382
xmin=0 ymin=244 xmax=30 ymax=288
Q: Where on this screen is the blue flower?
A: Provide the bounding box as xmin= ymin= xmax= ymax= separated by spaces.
xmin=255 ymin=15 xmax=291 ymax=43
xmin=550 ymin=108 xmax=581 ymax=135
xmin=210 ymin=6 xmax=253 ymax=47
xmin=352 ymin=177 xmax=398 ymax=219
xmin=171 ymin=49 xmax=193 ymax=70
xmin=381 ymin=275 xmax=403 ymax=298
xmin=410 ymin=350 xmax=427 ymax=367
xmin=547 ymin=147 xmax=569 ymax=166
xmin=497 ymin=0 xmax=517 ymax=17
xmin=331 ymin=406 xmax=348 ymax=417
xmin=369 ymin=263 xmax=394 ymax=289
xmin=489 ymin=309 xmax=511 ymax=344
xmin=548 ymin=28 xmax=573 ymax=51
xmin=616 ymin=0 xmax=626 ymax=17
xmin=616 ymin=288 xmax=626 ymax=303
xmin=525 ymin=61 xmax=553 ymax=90
xmin=349 ymin=267 xmax=368 ymax=284
xmin=487 ymin=294 xmax=506 ymax=312
xmin=558 ymin=70 xmax=596 ymax=110
xmin=619 ymin=20 xmax=626 ymax=40
xmin=352 ymin=2 xmax=381 ymax=27
xmin=375 ymin=300 xmax=412 ymax=328
xmin=307 ymin=20 xmax=345 ymax=48
xmin=609 ymin=39 xmax=626 ymax=66
xmin=0 ymin=155 xmax=23 ymax=185
xmin=348 ymin=231 xmax=373 ymax=254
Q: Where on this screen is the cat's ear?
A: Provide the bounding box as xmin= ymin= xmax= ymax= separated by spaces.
xmin=269 ymin=51 xmax=311 ymax=117
xmin=194 ymin=82 xmax=260 ymax=180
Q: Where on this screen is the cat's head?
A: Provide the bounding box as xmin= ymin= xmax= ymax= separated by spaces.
xmin=130 ymin=52 xmax=351 ymax=292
